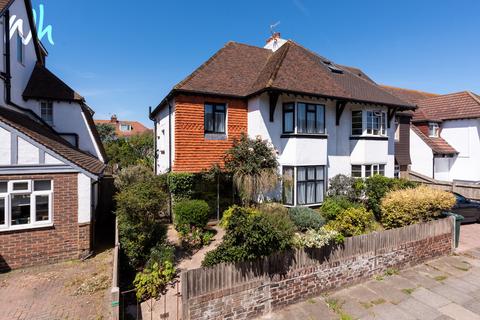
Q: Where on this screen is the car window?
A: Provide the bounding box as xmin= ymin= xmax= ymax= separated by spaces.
xmin=454 ymin=193 xmax=467 ymax=203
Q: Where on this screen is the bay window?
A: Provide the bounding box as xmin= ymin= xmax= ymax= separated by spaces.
xmin=297 ymin=166 xmax=325 ymax=205
xmin=0 ymin=180 xmax=53 ymax=231
xmin=204 ymin=103 xmax=226 ymax=134
xmin=351 ymin=164 xmax=385 ymax=178
xmin=282 ymin=167 xmax=294 ymax=205
xmin=283 ymin=102 xmax=325 ymax=134
xmin=351 ymin=110 xmax=387 ymax=136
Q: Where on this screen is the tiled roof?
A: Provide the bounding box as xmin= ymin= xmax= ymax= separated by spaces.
xmin=380 ymin=85 xmax=438 ymax=104
xmin=0 ymin=0 xmax=12 ymax=13
xmin=413 ymin=91 xmax=480 ymax=122
xmin=23 ymin=65 xmax=84 ymax=102
xmin=95 ymin=119 xmax=152 ymax=137
xmin=0 ymin=107 xmax=105 ymax=176
xmin=411 ymin=125 xmax=457 ymax=155
xmin=166 ymin=41 xmax=414 ymax=110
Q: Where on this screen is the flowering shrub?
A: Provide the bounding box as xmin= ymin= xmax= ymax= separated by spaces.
xmin=380 ymin=185 xmax=455 ymax=229
xmin=326 ymin=207 xmax=376 ymax=237
xmin=220 ymin=205 xmax=259 ymax=228
xmin=293 ymin=227 xmax=342 ymax=248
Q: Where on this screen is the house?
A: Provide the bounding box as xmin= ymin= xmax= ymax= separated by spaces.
xmin=150 ymin=34 xmax=415 ymax=206
xmin=384 ymin=86 xmax=480 ymax=183
xmin=95 ymin=115 xmax=152 ymax=138
xmin=0 ymin=0 xmax=106 ymax=271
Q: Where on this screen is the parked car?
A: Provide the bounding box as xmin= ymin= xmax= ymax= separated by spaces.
xmin=451 ymin=192 xmax=480 ymax=224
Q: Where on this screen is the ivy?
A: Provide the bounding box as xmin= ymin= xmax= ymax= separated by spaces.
xmin=168 ymin=172 xmax=195 ymax=200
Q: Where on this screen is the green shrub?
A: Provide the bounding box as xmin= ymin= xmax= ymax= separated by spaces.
xmin=365 ymin=175 xmax=417 ymax=220
xmin=169 ymin=172 xmax=195 ymax=200
xmin=380 ymin=185 xmax=455 ymax=229
xmin=256 ymin=202 xmax=289 ymax=216
xmin=146 ymin=243 xmax=175 ymax=269
xmin=220 ymin=205 xmax=259 ymax=228
xmin=293 ymin=227 xmax=343 ymax=248
xmin=114 ymin=164 xmax=155 ymax=190
xmin=326 ymin=207 xmax=376 ymax=237
xmin=288 ymin=207 xmax=326 ymax=231
xmin=116 ymin=177 xmax=168 ymax=268
xmin=320 ymin=196 xmax=360 ymax=221
xmin=174 ymin=199 xmax=210 ymax=229
xmin=202 ymin=208 xmax=295 ymax=267
xmin=327 ymin=174 xmax=363 ymax=201
xmin=134 ymin=261 xmax=176 ymax=301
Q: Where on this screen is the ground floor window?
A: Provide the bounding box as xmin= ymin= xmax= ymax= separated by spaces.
xmin=351 ymin=164 xmax=385 ymax=178
xmin=0 ymin=180 xmax=53 ymax=231
xmin=394 ymin=165 xmax=400 ymax=179
xmin=282 ymin=166 xmax=325 ymax=206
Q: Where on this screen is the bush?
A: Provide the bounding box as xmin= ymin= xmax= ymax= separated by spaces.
xmin=293 ymin=227 xmax=342 ymax=248
xmin=134 ymin=261 xmax=176 ymax=301
xmin=380 ymin=185 xmax=455 ymax=229
xmin=168 ymin=172 xmax=195 ymax=200
xmin=146 ymin=243 xmax=175 ymax=269
xmin=174 ymin=199 xmax=210 ymax=229
xmin=327 ymin=174 xmax=362 ymax=201
xmin=220 ymin=205 xmax=259 ymax=228
xmin=320 ymin=196 xmax=360 ymax=221
xmin=365 ymin=175 xmax=417 ymax=220
xmin=288 ymin=207 xmax=326 ymax=231
xmin=326 ymin=207 xmax=376 ymax=237
xmin=202 ymin=208 xmax=295 ymax=267
xmin=114 ymin=164 xmax=156 ymax=190
xmin=116 ymin=177 xmax=168 ymax=268
xmin=255 ymin=202 xmax=289 ymax=216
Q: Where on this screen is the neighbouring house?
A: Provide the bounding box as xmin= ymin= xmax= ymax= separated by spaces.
xmin=150 ymin=33 xmax=415 ymax=206
xmin=0 ymin=0 xmax=106 ymax=271
xmin=95 ymin=114 xmax=152 ymax=138
xmin=384 ymin=86 xmax=480 ymax=183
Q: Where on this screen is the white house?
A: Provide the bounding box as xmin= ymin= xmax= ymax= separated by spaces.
xmin=150 ymin=34 xmax=414 ymax=206
xmin=408 ymin=92 xmax=480 ymax=183
xmin=0 ymin=0 xmax=106 ymax=271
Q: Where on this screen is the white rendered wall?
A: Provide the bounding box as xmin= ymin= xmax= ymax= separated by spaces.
xmin=155 ymin=99 xmax=175 ymax=173
xmin=17 ymin=137 xmax=39 ymax=164
xmin=441 ymin=119 xmax=480 ymax=182
xmin=77 ymin=173 xmax=92 ymax=223
xmin=410 ymin=128 xmax=433 ymax=178
xmin=0 ymin=127 xmax=11 ymax=165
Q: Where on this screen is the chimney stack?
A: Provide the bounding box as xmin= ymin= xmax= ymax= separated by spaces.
xmin=110 ymin=114 xmax=118 ymax=123
xmin=266 ymin=32 xmax=281 ymax=44
xmin=264 ymin=32 xmax=287 ymax=52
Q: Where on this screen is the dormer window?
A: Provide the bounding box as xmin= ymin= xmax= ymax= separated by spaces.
xmin=17 ymin=32 xmax=24 ymax=65
xmin=40 ymin=101 xmax=53 ymax=126
xmin=429 ymin=122 xmax=439 ymax=137
xmin=120 ymin=124 xmax=133 ymax=132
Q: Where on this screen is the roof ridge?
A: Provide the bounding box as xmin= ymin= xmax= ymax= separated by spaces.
xmin=466 ymin=91 xmax=480 ymax=105
xmin=380 ymin=84 xmax=439 ymax=97
xmin=174 ymin=42 xmax=235 ymax=90
xmin=266 ymin=42 xmax=290 ymax=87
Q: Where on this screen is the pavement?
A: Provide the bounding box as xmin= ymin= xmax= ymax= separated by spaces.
xmin=260 ymin=223 xmax=480 ymax=320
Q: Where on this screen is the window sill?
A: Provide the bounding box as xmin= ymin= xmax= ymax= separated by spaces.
xmin=349 ymin=136 xmax=388 ymax=141
xmin=204 ymin=133 xmax=227 ymax=140
xmin=0 ymin=223 xmax=54 ymax=233
xmin=281 ymin=133 xmax=328 ymax=139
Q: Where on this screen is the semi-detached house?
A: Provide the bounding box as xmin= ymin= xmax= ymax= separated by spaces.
xmin=151 ymin=34 xmax=415 ymax=206
xmin=0 ymin=0 xmax=106 ymax=271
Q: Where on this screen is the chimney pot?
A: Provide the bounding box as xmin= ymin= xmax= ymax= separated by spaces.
xmin=110 ymin=114 xmax=118 ymax=123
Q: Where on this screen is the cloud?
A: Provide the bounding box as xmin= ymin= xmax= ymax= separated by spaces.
xmin=293 ymin=0 xmax=309 ymax=16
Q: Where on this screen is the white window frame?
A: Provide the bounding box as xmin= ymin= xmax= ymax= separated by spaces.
xmin=394 ymin=117 xmax=400 ymax=141
xmin=0 ymin=180 xmax=54 ymax=232
xmin=351 ymin=109 xmax=388 ymax=137
xmin=351 ymin=164 xmax=386 ymax=178
xmin=40 ymin=101 xmax=54 ymax=126
xmin=428 ymin=122 xmax=439 ymax=137
xmin=16 ymin=31 xmax=25 ymax=65
xmin=120 ymin=123 xmax=133 ymax=132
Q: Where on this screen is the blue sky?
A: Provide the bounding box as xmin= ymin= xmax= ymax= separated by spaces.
xmin=32 ymin=0 xmax=480 ymax=127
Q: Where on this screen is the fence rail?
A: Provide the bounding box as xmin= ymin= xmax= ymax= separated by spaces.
xmin=181 ymin=218 xmax=453 ymax=301
xmin=408 ymin=171 xmax=480 ymax=200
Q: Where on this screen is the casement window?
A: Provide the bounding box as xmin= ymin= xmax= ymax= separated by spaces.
xmin=394 ymin=165 xmax=400 ymax=179
xmin=351 ymin=110 xmax=387 ymax=136
xmin=282 ymin=167 xmax=294 ymax=205
xmin=428 ymin=122 xmax=439 ymax=137
xmin=41 ymin=101 xmax=53 ymax=125
xmin=204 ymin=103 xmax=226 ymax=134
xmin=297 ymin=166 xmax=325 ymax=205
xmin=394 ymin=117 xmax=400 ymax=141
xmin=17 ymin=32 xmax=24 ymax=64
xmin=351 ymin=164 xmax=385 ymax=178
xmin=0 ymin=180 xmax=53 ymax=231
xmin=120 ymin=123 xmax=133 ymax=132
xmin=283 ymin=102 xmax=325 ymax=134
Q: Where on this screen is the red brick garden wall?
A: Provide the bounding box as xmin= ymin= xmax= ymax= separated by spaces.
xmin=0 ymin=173 xmax=91 ymax=271
xmin=173 ymin=94 xmax=248 ymax=173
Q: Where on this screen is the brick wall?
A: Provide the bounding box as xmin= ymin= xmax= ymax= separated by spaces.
xmin=173 ymin=94 xmax=248 ymax=172
xmin=182 ymin=219 xmax=453 ymax=320
xmin=0 ymin=173 xmax=90 ymax=271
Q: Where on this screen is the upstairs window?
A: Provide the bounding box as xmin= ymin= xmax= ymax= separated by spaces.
xmin=351 ymin=164 xmax=385 ymax=178
xmin=429 ymin=122 xmax=439 ymax=137
xmin=41 ymin=101 xmax=53 ymax=126
xmin=120 ymin=124 xmax=133 ymax=132
xmin=283 ymin=102 xmax=325 ymax=134
xmin=17 ymin=32 xmax=24 ymax=64
xmin=204 ymin=103 xmax=226 ymax=134
xmin=351 ymin=110 xmax=387 ymax=136
xmin=394 ymin=117 xmax=400 ymax=141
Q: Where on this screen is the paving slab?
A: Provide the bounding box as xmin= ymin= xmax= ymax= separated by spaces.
xmin=364 ymin=279 xmax=408 ymax=304
xmin=430 ymin=283 xmax=473 ymax=305
xmin=397 ymin=269 xmax=439 ymax=289
xmin=369 ymin=302 xmax=415 ymax=320
xmin=397 ymin=297 xmax=442 ymax=320
xmin=438 ymin=303 xmax=480 ymax=320
xmin=410 ymin=287 xmax=451 ymax=309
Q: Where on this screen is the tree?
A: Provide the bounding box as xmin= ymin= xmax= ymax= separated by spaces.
xmin=96 ymin=123 xmax=117 ymax=143
xmin=105 ymin=132 xmax=154 ymax=170
xmin=224 ymin=134 xmax=279 ymax=205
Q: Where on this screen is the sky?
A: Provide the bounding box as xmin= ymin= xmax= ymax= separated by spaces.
xmin=32 ymin=0 xmax=480 ymax=127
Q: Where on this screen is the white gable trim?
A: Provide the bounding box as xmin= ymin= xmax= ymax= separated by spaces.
xmin=0 ymin=120 xmax=101 ymax=180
